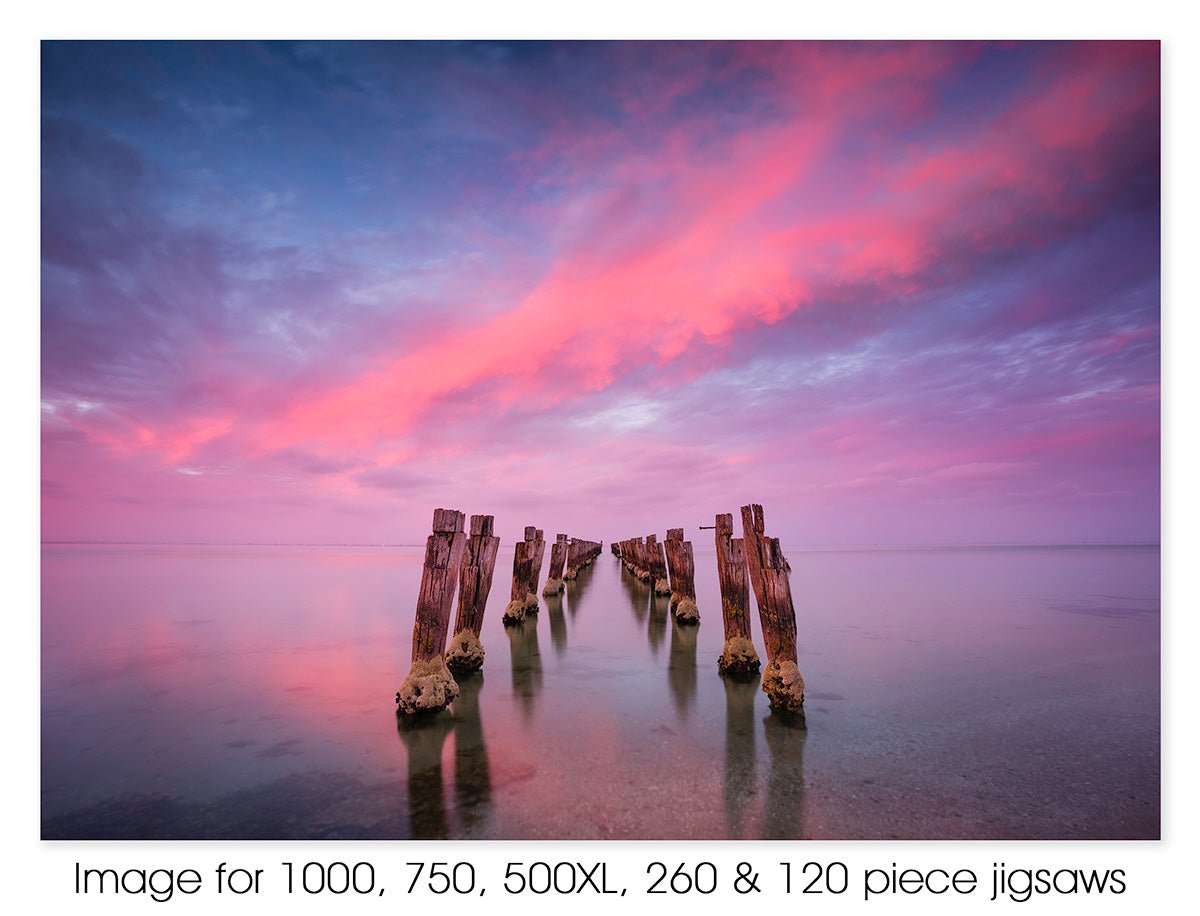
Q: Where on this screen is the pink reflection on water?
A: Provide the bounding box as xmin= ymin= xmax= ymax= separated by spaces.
xmin=43 ymin=543 xmax=1158 ymax=838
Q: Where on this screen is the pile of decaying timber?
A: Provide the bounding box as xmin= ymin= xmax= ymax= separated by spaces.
xmin=396 ymin=510 xmax=601 ymax=715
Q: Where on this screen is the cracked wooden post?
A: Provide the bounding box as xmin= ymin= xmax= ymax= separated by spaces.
xmin=396 ymin=508 xmax=467 ymax=715
xmin=524 ymin=527 xmax=545 ymax=612
xmin=646 ymin=534 xmax=671 ymax=596
xmin=563 ymin=538 xmax=580 ymax=580
xmin=741 ymin=503 xmax=804 ymax=712
xmin=445 ymin=514 xmax=500 ymax=675
xmin=582 ymin=540 xmax=601 ymax=567
xmin=628 ymin=537 xmax=650 ymax=582
xmin=502 ymin=536 xmax=533 ymax=625
xmin=664 ymin=528 xmax=699 ymax=624
xmin=715 ymin=512 xmax=760 ymax=676
xmin=542 ymin=533 xmax=568 ymax=595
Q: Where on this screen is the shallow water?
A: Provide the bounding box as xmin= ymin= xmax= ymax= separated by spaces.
xmin=41 ymin=542 xmax=1159 ymax=839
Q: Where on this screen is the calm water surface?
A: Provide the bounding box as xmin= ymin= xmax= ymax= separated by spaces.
xmin=41 ymin=543 xmax=1159 ymax=839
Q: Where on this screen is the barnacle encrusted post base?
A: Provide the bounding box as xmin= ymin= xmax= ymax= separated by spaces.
xmin=674 ymin=596 xmax=700 ymax=625
xmin=761 ymin=658 xmax=805 ymax=713
xmin=502 ymin=599 xmax=527 ymax=625
xmin=396 ymin=657 xmax=460 ymax=714
xmin=445 ymin=630 xmax=485 ymax=674
xmin=718 ymin=635 xmax=761 ymax=674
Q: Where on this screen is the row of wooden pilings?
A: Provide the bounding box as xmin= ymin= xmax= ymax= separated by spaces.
xmin=396 ymin=510 xmax=601 ymax=715
xmin=615 ymin=529 xmax=700 ymax=624
xmin=618 ymin=504 xmax=804 ymax=713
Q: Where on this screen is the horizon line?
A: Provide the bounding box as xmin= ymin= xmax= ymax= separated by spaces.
xmin=40 ymin=539 xmax=1162 ymax=551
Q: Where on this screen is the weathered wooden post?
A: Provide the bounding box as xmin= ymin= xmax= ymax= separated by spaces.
xmin=663 ymin=527 xmax=700 ymax=624
xmin=502 ymin=538 xmax=532 ymax=625
xmin=445 ymin=514 xmax=501 ymax=675
xmin=396 ymin=508 xmax=467 ymax=715
xmin=741 ymin=503 xmax=804 ymax=712
xmin=542 ymin=533 xmax=568 ymax=595
xmin=715 ymin=512 xmax=760 ymax=676
xmin=646 ymin=534 xmax=668 ymax=596
xmin=632 ymin=537 xmax=650 ymax=582
xmin=582 ymin=540 xmax=601 ymax=567
xmin=563 ymin=538 xmax=580 ymax=580
xmin=562 ymin=537 xmax=594 ymax=578
xmin=524 ymin=527 xmax=545 ymax=611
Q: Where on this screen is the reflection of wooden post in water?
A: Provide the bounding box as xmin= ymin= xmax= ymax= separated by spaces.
xmin=397 ymin=508 xmax=467 ymax=715
xmin=505 ymin=617 xmax=543 ymax=720
xmin=542 ymin=533 xmax=568 ymax=595
xmin=396 ymin=714 xmax=452 ymax=838
xmin=446 ymin=515 xmax=500 ymax=675
xmin=763 ymin=711 xmax=806 ymax=838
xmin=450 ymin=674 xmax=492 ymax=835
xmin=664 ymin=528 xmax=700 ymax=624
xmin=502 ymin=537 xmax=533 ymax=624
xmin=524 ymin=528 xmax=545 ymax=612
xmin=646 ymin=534 xmax=671 ymax=597
xmin=620 ymin=557 xmax=651 ymax=623
xmin=667 ymin=618 xmax=699 ymax=718
xmin=741 ymin=503 xmax=805 ymax=712
xmin=546 ymin=592 xmax=568 ymax=654
xmin=646 ymin=581 xmax=668 ymax=652
xmin=722 ymin=675 xmax=758 ymax=838
xmin=715 ymin=513 xmax=760 ymax=675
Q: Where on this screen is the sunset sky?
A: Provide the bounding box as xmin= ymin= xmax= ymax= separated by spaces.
xmin=40 ymin=40 xmax=1160 ymax=548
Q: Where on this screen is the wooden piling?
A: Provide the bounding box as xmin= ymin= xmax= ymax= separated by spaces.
xmin=396 ymin=508 xmax=467 ymax=714
xmin=715 ymin=512 xmax=760 ymax=676
xmin=631 ymin=537 xmax=650 ymax=582
xmin=502 ymin=538 xmax=533 ymax=625
xmin=663 ymin=527 xmax=699 ymax=624
xmin=646 ymin=534 xmax=671 ymax=596
xmin=563 ymin=538 xmax=601 ymax=579
xmin=542 ymin=533 xmax=568 ymax=595
xmin=564 ymin=538 xmax=580 ymax=580
xmin=740 ymin=503 xmax=804 ymax=712
xmin=524 ymin=527 xmax=546 ymax=611
xmin=445 ymin=514 xmax=501 ymax=674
